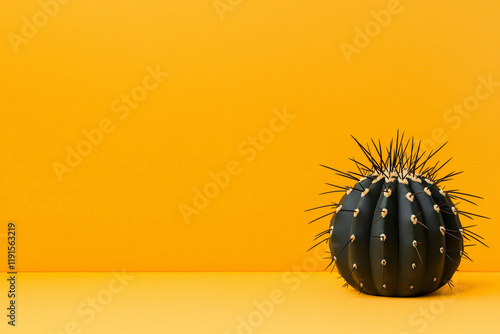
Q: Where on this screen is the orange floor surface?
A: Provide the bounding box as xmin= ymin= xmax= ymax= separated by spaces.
xmin=1 ymin=272 xmax=498 ymax=334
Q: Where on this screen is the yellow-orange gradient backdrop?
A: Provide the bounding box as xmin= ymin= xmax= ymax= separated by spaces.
xmin=1 ymin=0 xmax=499 ymax=272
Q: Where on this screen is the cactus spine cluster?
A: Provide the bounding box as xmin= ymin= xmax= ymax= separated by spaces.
xmin=308 ymin=132 xmax=488 ymax=297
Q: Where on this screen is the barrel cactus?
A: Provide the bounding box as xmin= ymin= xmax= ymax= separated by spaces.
xmin=308 ymin=132 xmax=488 ymax=297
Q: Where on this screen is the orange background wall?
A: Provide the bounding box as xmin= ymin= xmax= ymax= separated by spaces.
xmin=1 ymin=0 xmax=499 ymax=272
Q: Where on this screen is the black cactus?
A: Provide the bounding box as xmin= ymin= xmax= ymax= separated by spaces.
xmin=308 ymin=132 xmax=488 ymax=297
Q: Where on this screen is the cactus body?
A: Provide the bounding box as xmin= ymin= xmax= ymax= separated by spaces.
xmin=310 ymin=133 xmax=487 ymax=297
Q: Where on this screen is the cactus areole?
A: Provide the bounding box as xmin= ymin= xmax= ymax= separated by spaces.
xmin=308 ymin=132 xmax=488 ymax=297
